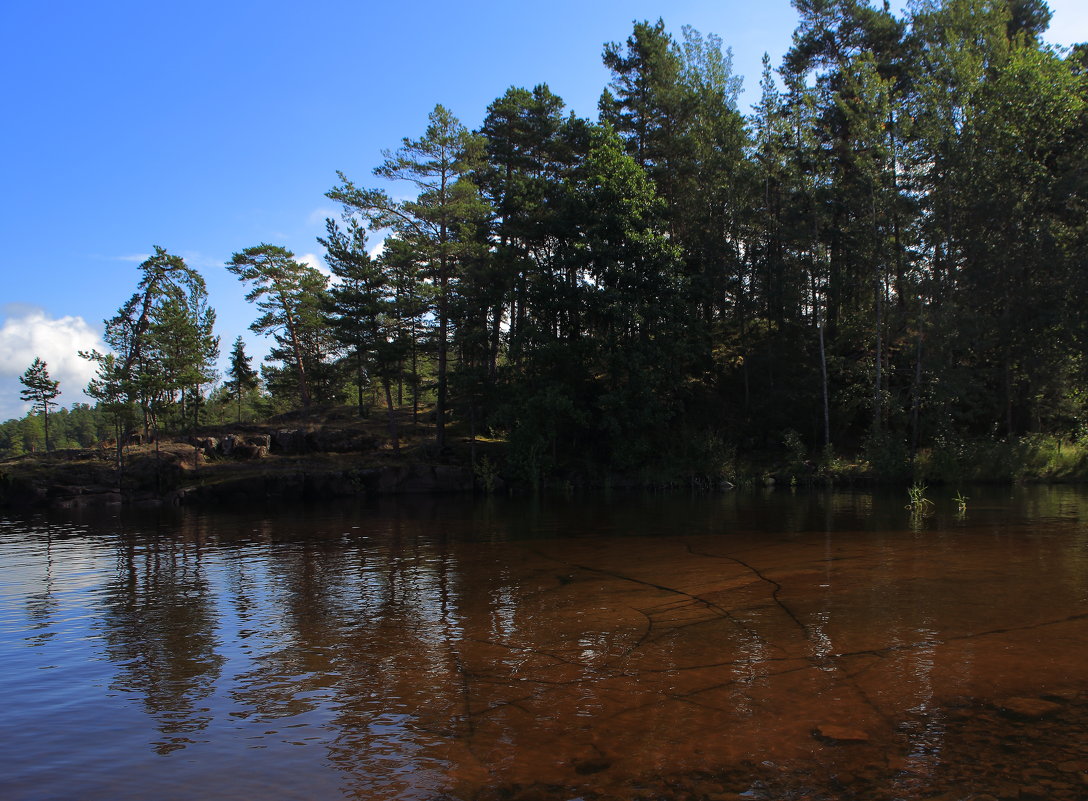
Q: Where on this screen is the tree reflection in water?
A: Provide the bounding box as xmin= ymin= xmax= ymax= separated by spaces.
xmin=97 ymin=534 xmax=224 ymax=754
xmin=1 ymin=488 xmax=1087 ymax=800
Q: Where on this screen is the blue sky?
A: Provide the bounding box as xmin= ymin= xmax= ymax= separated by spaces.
xmin=2 ymin=0 xmax=1086 ymax=421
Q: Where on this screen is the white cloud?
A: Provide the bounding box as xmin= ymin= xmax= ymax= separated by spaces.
xmin=94 ymin=249 xmax=220 ymax=272
xmin=368 ymin=238 xmax=386 ymax=259
xmin=297 ymin=252 xmax=332 ymax=280
xmin=177 ymin=250 xmax=222 ymax=271
xmin=307 ymin=206 xmax=338 ymax=228
xmin=0 ymin=306 xmax=106 ymax=421
xmin=87 ymin=252 xmax=150 ymax=264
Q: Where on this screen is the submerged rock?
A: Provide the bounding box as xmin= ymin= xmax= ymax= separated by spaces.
xmin=814 ymin=724 xmax=870 ymax=742
xmin=999 ymin=697 xmax=1064 ymax=719
xmin=572 ymin=756 xmax=611 ymax=775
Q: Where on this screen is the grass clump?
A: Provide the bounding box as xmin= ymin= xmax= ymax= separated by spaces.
xmin=906 ymin=482 xmax=933 ymax=512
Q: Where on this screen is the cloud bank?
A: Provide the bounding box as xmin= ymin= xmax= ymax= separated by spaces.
xmin=0 ymin=306 xmax=106 ymax=421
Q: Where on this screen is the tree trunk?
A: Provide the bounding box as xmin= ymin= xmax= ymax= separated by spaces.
xmin=437 ymin=301 xmax=448 ymax=450
xmin=818 ymin=298 xmax=831 ymax=451
xmin=411 ymin=340 xmax=419 ymax=431
xmin=114 ymin=417 xmax=124 ymax=488
xmin=469 ymin=402 xmax=477 ymax=467
xmin=873 ymin=265 xmax=883 ymax=435
xmin=356 ymin=352 xmax=366 ymax=417
xmin=281 ymin=303 xmax=311 ymax=409
xmin=384 ymin=378 xmax=399 ymax=453
xmin=1005 ymin=359 xmax=1015 ymax=437
xmin=489 ymin=304 xmax=501 ymax=381
xmin=910 ymin=294 xmax=924 ymax=460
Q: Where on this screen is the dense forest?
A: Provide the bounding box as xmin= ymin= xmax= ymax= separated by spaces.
xmin=4 ymin=0 xmax=1088 ymax=485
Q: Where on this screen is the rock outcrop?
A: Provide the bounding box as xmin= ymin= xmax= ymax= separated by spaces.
xmin=170 ymin=463 xmax=477 ymax=506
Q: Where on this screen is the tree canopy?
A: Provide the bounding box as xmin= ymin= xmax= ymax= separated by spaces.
xmin=18 ymin=358 xmax=60 ymax=451
xmin=8 ymin=2 xmax=1087 ymax=484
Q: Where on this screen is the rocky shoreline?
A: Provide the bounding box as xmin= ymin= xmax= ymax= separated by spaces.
xmin=0 ymin=425 xmax=486 ymax=509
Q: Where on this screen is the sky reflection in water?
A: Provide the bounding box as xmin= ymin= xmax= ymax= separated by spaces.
xmin=1 ymin=486 xmax=1087 ymax=800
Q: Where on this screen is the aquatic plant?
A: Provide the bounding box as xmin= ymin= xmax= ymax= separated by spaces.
xmin=906 ymin=482 xmax=933 ymax=512
xmin=953 ymin=491 xmax=968 ymax=514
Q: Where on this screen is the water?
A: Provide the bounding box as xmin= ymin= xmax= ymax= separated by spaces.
xmin=2 ymin=487 xmax=1088 ymax=800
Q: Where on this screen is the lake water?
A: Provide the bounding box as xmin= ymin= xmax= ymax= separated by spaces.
xmin=2 ymin=486 xmax=1087 ymax=800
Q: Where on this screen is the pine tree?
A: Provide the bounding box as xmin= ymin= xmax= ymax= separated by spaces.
xmin=322 ymin=217 xmax=415 ymax=448
xmin=328 ymin=104 xmax=491 ymax=450
xmin=478 ymin=84 xmax=578 ymax=371
xmin=227 ymin=244 xmax=329 ymax=410
xmin=224 ymin=336 xmax=259 ymax=423
xmin=19 ymin=357 xmax=60 ymax=452
xmin=80 ymin=247 xmax=217 ymax=440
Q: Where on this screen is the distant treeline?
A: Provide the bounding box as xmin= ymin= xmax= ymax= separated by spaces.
xmin=1 ymin=404 xmax=113 ymax=455
xmin=6 ymin=0 xmax=1088 ymax=484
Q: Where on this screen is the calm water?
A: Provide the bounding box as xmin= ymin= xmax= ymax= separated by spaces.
xmin=2 ymin=487 xmax=1088 ymax=800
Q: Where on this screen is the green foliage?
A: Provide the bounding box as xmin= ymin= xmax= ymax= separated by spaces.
xmin=15 ymin=11 xmax=1088 ymax=489
xmin=20 ymin=414 xmax=45 ymax=454
xmin=80 ymin=247 xmax=218 ymax=441
xmin=782 ymin=429 xmax=807 ymax=474
xmin=0 ymin=403 xmax=114 ymax=458
xmin=912 ymin=433 xmax=1088 ymax=484
xmin=223 ymin=336 xmax=260 ymax=423
xmin=329 ymin=104 xmax=489 ymax=449
xmin=864 ymin=432 xmax=910 ymax=481
xmin=1014 ymin=435 xmax=1088 ymax=481
xmin=227 ymin=244 xmax=330 ymax=410
xmin=19 ymin=357 xmax=60 ymax=451
xmin=906 ymin=482 xmax=933 ymax=511
xmin=472 ymin=455 xmax=500 ymax=494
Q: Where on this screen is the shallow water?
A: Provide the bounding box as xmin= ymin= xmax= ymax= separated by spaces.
xmin=2 ymin=486 xmax=1087 ymax=800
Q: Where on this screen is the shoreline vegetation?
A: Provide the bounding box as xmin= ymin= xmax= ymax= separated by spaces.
xmin=5 ymin=4 xmax=1088 ymax=506
xmin=3 ymin=402 xmax=1088 ymax=509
